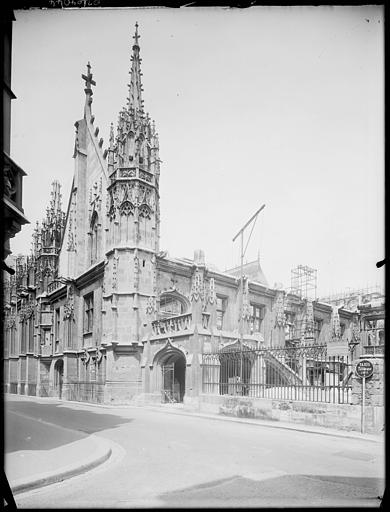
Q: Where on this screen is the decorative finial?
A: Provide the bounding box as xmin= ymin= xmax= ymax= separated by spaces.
xmin=133 ymin=22 xmax=140 ymax=47
xmin=82 ymin=61 xmax=96 ymax=95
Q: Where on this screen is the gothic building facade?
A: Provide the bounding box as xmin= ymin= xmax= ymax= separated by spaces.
xmin=3 ymin=26 xmax=377 ymax=405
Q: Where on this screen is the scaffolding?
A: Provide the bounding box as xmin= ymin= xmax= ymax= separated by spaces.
xmin=319 ymin=285 xmax=384 ymax=305
xmin=290 ymin=265 xmax=317 ymax=301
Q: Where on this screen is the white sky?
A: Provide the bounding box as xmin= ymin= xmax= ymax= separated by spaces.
xmin=10 ymin=6 xmax=384 ymax=297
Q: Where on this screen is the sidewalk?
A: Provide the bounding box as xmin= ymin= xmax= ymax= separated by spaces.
xmin=5 ymin=415 xmax=112 ymax=495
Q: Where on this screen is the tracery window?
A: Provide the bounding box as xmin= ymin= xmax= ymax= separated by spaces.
xmin=159 ymin=295 xmax=183 ymax=317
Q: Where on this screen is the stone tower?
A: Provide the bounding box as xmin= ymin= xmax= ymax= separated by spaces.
xmin=103 ymin=23 xmax=161 ymax=351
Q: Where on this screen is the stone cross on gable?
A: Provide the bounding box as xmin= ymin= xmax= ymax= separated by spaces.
xmin=133 ymin=22 xmax=140 ymax=46
xmin=82 ymin=62 xmax=96 ymax=94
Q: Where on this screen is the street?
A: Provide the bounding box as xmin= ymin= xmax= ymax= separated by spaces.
xmin=5 ymin=395 xmax=385 ymax=508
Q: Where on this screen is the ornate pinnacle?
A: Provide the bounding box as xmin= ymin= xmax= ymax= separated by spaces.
xmin=109 ymin=122 xmax=115 ymax=147
xmin=127 ymin=23 xmax=144 ymax=113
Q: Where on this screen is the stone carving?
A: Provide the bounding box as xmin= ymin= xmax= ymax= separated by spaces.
xmin=242 ymin=278 xmax=251 ymax=320
xmin=67 ymin=191 xmax=77 ymax=251
xmin=112 ymin=255 xmax=119 ymax=290
xmin=139 ymin=170 xmax=152 ymax=182
xmin=63 ymin=286 xmax=74 ymax=320
xmin=331 ymin=305 xmax=341 ymax=339
xmin=190 ymin=269 xmax=204 ymax=302
xmin=146 ymin=296 xmax=157 ymax=315
xmin=80 ymin=349 xmax=90 ymax=365
xmin=134 ymin=254 xmax=139 ymax=289
xmin=300 ymin=300 xmax=314 ymax=342
xmin=274 ymin=290 xmax=286 ymax=328
xmin=120 ymin=168 xmax=136 ymax=178
xmin=208 ymin=278 xmax=216 ymax=304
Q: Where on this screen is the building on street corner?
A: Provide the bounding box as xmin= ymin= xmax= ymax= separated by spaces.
xmin=3 ymin=25 xmax=385 ymax=421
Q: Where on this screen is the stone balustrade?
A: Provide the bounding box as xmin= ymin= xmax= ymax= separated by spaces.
xmin=47 ymin=280 xmax=63 ymax=294
xmin=152 ymin=313 xmax=192 ymax=335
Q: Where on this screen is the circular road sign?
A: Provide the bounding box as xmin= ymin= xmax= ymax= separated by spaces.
xmin=355 ymin=359 xmax=374 ymax=379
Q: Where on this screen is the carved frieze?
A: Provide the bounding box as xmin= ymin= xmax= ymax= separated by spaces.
xmin=120 ymin=168 xmax=136 ymax=178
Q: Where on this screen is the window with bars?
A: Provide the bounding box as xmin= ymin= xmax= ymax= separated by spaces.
xmin=250 ymin=304 xmax=265 ymax=334
xmin=10 ymin=326 xmax=17 ymax=355
xmin=84 ymin=293 xmax=94 ymax=333
xmin=314 ymin=318 xmax=323 ymax=341
xmin=28 ymin=316 xmax=34 ymax=352
xmin=20 ymin=320 xmax=27 ymax=354
xmin=55 ymin=308 xmax=61 ymax=341
xmin=216 ymin=296 xmax=227 ymax=330
xmin=90 ymin=212 xmax=99 ymax=265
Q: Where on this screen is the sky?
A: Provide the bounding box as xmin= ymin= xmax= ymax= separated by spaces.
xmin=9 ymin=5 xmax=384 ymax=298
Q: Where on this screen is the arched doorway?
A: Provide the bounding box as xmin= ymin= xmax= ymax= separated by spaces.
xmin=54 ymin=359 xmax=64 ymax=399
xmin=161 ymin=352 xmax=186 ymax=403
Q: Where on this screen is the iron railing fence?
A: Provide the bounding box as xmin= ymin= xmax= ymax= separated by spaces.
xmin=66 ymin=381 xmax=105 ymax=404
xmin=202 ymin=344 xmax=353 ymax=404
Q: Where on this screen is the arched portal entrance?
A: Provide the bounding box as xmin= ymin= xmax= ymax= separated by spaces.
xmin=161 ymin=352 xmax=186 ymax=403
xmin=54 ymin=359 xmax=64 ymax=399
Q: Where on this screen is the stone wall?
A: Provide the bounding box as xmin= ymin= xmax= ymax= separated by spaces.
xmin=195 ymin=393 xmax=384 ymax=434
xmin=351 ymin=355 xmax=384 ymax=407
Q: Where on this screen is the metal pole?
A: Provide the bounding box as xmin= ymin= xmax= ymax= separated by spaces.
xmin=240 ymin=230 xmax=244 ymax=388
xmin=232 ymin=204 xmax=266 ymax=396
xmin=361 ymin=377 xmax=365 ymax=434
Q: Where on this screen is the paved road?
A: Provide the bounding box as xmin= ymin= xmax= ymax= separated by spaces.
xmin=6 ymin=397 xmax=385 ymax=508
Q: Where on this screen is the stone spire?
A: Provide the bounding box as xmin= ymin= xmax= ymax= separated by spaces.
xmin=127 ymin=22 xmax=144 ymax=113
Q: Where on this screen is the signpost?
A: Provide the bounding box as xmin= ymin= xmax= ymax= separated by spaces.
xmin=355 ymin=359 xmax=374 ymax=434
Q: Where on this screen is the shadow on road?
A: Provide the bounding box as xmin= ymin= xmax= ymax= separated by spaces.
xmin=5 ymin=399 xmax=133 ymax=452
xmin=158 ymin=474 xmax=385 ymax=507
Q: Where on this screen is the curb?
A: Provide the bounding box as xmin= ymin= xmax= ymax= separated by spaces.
xmin=6 ymin=393 xmax=384 ymax=444
xmin=139 ymin=405 xmax=385 ymax=443
xmin=10 ymin=435 xmax=112 ymax=495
